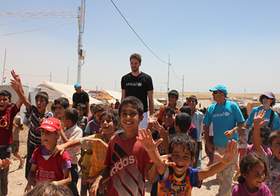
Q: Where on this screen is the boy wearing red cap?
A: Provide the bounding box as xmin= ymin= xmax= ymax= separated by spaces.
xmin=25 ymin=118 xmax=72 ymax=192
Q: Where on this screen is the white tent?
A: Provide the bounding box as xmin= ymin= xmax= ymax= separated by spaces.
xmin=37 ymin=81 xmax=102 ymax=106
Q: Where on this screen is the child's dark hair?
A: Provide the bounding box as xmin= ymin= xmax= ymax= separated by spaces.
xmin=35 ymin=91 xmax=49 ymax=103
xmin=180 ymin=106 xmax=192 ymax=116
xmin=100 ymin=110 xmax=119 ymax=125
xmin=92 ymin=104 xmax=108 ymax=114
xmin=0 ymin=90 xmax=11 ymax=101
xmin=249 ymin=125 xmax=270 ymax=146
xmin=119 ymin=96 xmax=144 ymax=117
xmin=175 ymin=113 xmax=191 ymax=133
xmin=169 ymin=134 xmax=196 ymax=158
xmin=77 ymin=103 xmax=86 ymax=111
xmin=168 ymin=90 xmax=179 ymax=99
xmin=24 ymin=182 xmax=73 ymax=196
xmin=238 ymin=154 xmax=268 ymax=183
xmin=199 ymin=107 xmax=207 ymax=115
xmin=90 ymin=103 xmax=96 ymax=110
xmin=269 ymin=130 xmax=280 ymax=147
xmin=239 ymin=105 xmax=248 ymax=121
xmin=51 ymin=103 xmax=56 ymax=112
xmin=163 ymin=106 xmax=176 ymax=116
xmin=54 ymin=97 xmax=69 ymax=109
xmin=64 ymin=108 xmax=79 ymax=125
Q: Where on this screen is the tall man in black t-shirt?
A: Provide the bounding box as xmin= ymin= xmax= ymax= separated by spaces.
xmin=121 ymin=53 xmax=154 ymax=129
xmin=72 ymin=83 xmax=89 ymax=116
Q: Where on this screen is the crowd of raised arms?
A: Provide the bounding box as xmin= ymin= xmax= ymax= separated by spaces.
xmin=0 ymin=54 xmax=279 ymax=196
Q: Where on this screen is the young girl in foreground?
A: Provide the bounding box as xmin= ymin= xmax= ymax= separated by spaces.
xmin=232 ymin=154 xmax=272 ymax=195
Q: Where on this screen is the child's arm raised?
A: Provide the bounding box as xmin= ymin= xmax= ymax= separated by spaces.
xmin=137 ymin=129 xmax=166 ymax=181
xmin=25 ymin=164 xmax=37 ymax=192
xmin=253 ymin=110 xmax=268 ymax=156
xmin=51 ymin=138 xmax=81 ymax=157
xmin=10 ymin=79 xmax=31 ymax=111
xmin=198 ymin=140 xmax=238 ymax=181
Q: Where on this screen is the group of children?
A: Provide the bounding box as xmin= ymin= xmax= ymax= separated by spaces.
xmin=1 ymin=70 xmax=280 ymax=196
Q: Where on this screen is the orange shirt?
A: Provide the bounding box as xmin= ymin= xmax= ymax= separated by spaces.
xmin=157 ymin=104 xmax=180 ymax=122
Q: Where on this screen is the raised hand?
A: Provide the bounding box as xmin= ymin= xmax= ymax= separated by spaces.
xmin=253 ymin=110 xmax=268 ymax=130
xmin=136 ymin=128 xmax=163 ymax=152
xmin=11 ymin=70 xmax=21 ymax=82
xmin=214 ymin=140 xmax=238 ymax=166
xmin=10 ymin=79 xmax=19 ymax=92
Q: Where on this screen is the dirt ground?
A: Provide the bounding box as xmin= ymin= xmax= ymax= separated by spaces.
xmin=7 ymin=123 xmax=239 ymax=196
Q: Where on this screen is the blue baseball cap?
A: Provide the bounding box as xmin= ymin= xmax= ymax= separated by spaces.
xmin=74 ymin=83 xmax=81 ymax=88
xmin=209 ymin=85 xmax=228 ymax=96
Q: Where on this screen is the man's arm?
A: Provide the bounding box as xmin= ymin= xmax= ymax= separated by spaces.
xmin=148 ymin=90 xmax=154 ymax=115
xmin=204 ymin=125 xmax=214 ymax=152
xmin=198 ymin=140 xmax=238 ymax=181
xmin=224 ymin=121 xmax=245 ymax=138
xmin=121 ymin=89 xmax=126 ymax=101
xmin=85 ymin=102 xmax=89 ymax=117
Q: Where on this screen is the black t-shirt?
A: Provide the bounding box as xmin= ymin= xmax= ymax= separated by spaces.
xmin=72 ymin=90 xmax=89 ymax=108
xmin=121 ymin=72 xmax=153 ymax=112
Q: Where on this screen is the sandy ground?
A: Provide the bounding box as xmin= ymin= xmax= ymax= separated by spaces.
xmin=7 ymin=123 xmax=239 ymax=196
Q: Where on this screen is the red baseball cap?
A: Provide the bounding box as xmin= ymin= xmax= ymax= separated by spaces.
xmin=36 ymin=118 xmax=61 ymax=132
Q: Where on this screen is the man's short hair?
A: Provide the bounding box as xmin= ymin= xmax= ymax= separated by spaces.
xmin=0 ymin=90 xmax=11 ymax=101
xmin=54 ymin=97 xmax=69 ymax=109
xmin=77 ymin=103 xmax=86 ymax=111
xmin=180 ymin=106 xmax=192 ymax=116
xmin=64 ymin=108 xmax=79 ymax=125
xmin=175 ymin=113 xmax=192 ymax=133
xmin=169 ymin=134 xmax=196 ymax=157
xmin=35 ymin=92 xmax=49 ymax=103
xmin=168 ymin=90 xmax=179 ymax=99
xmin=130 ymin=53 xmax=141 ymax=63
xmin=92 ymin=104 xmax=108 ymax=114
xmin=119 ymin=96 xmax=144 ymax=117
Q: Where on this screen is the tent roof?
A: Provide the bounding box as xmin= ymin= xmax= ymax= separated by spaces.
xmin=37 ymin=81 xmax=102 ymax=105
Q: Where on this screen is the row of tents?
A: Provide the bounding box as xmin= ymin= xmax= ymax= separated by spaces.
xmin=0 ymin=81 xmax=164 ymax=119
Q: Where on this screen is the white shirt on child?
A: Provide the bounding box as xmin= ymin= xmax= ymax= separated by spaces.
xmin=59 ymin=124 xmax=82 ymax=164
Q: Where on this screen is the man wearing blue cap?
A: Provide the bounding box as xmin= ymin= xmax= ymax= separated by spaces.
xmin=203 ymin=85 xmax=245 ymax=196
xmin=72 ymin=83 xmax=89 ymax=116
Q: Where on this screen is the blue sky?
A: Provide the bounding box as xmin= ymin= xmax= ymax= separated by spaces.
xmin=1 ymin=0 xmax=280 ymax=94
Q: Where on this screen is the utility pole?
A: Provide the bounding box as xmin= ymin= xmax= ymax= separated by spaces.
xmin=167 ymin=55 xmax=170 ymax=93
xmin=2 ymin=49 xmax=7 ymax=85
xmin=77 ymin=0 xmax=85 ymax=84
xmin=182 ymin=75 xmax=184 ymax=100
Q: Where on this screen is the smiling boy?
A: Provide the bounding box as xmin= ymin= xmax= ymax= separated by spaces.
xmin=92 ymin=96 xmax=156 ymax=196
xmin=138 ymin=130 xmax=238 ymax=196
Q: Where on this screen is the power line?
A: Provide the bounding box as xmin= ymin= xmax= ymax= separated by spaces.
xmin=170 ymin=64 xmax=181 ymax=80
xmin=0 ymin=21 xmax=76 ymax=36
xmin=110 ymin=0 xmax=168 ymax=65
xmin=0 ymin=8 xmax=77 ymax=18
